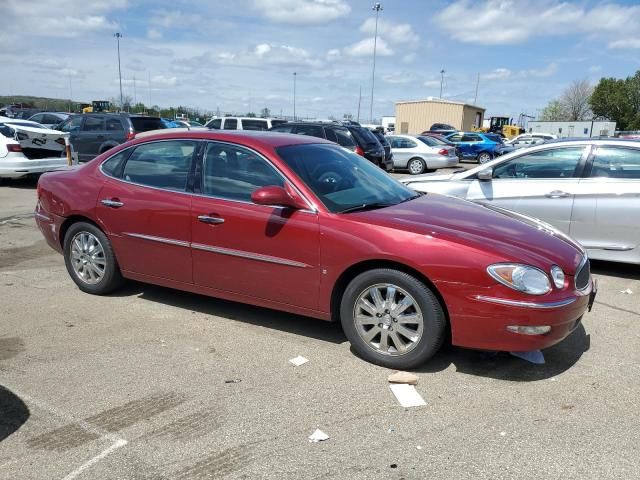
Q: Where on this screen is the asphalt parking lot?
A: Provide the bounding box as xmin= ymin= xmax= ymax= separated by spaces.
xmin=1 ymin=173 xmax=639 ymax=480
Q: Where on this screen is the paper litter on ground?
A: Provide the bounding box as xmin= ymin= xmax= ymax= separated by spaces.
xmin=387 ymin=371 xmax=418 ymax=385
xmin=308 ymin=429 xmax=329 ymax=442
xmin=510 ymin=350 xmax=545 ymax=364
xmin=289 ymin=355 xmax=309 ymax=367
xmin=389 ymin=383 xmax=426 ymax=408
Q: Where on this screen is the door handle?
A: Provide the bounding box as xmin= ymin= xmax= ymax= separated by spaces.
xmin=198 ymin=215 xmax=224 ymax=225
xmin=545 ymin=190 xmax=570 ymax=198
xmin=101 ymin=199 xmax=124 ymax=208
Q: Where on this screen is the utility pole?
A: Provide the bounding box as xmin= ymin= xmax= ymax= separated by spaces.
xmin=473 ymin=72 xmax=479 ymax=104
xmin=133 ymin=74 xmax=137 ymax=110
xmin=68 ymin=75 xmax=73 ymax=113
xmin=147 ymin=71 xmax=152 ymax=114
xmin=370 ymin=2 xmax=383 ymax=123
xmin=357 ymin=85 xmax=362 ymax=123
xmin=114 ymin=33 xmax=123 ymax=110
xmin=293 ymin=72 xmax=297 ymax=120
xmin=439 ymin=69 xmax=445 ymax=98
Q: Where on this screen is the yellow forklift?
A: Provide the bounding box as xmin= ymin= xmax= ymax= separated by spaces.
xmin=82 ymin=100 xmax=111 ymax=114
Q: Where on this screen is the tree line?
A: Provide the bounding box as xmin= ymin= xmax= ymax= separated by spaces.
xmin=539 ymin=70 xmax=640 ymax=131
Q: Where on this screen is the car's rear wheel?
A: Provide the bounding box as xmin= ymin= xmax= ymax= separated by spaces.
xmin=478 ymin=152 xmax=492 ymax=163
xmin=407 ymin=157 xmax=426 ymax=175
xmin=63 ymin=222 xmax=124 ymax=295
xmin=340 ymin=269 xmax=446 ymax=369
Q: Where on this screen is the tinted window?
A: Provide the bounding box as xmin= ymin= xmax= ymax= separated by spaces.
xmin=130 ymin=117 xmax=165 ymax=132
xmin=101 ymin=150 xmax=129 ymax=177
xmin=324 ymin=127 xmax=338 ymax=143
xmin=277 ymin=144 xmax=415 ymax=213
xmin=591 ymin=147 xmax=640 ymax=179
xmin=294 ymin=124 xmax=325 ymax=138
xmin=58 ymin=116 xmax=82 ymax=132
xmin=30 ymin=114 xmax=43 ymax=123
xmin=207 ymin=118 xmax=222 ymax=129
xmin=350 ymin=127 xmax=379 ymax=146
xmin=461 ymin=134 xmax=481 ymax=142
xmin=83 ymin=117 xmax=104 ymax=132
xmin=270 ymin=120 xmax=288 ymax=127
xmin=485 ymin=134 xmax=503 ymax=143
xmin=447 ymin=133 xmax=462 ymax=142
xmin=122 ymin=141 xmax=196 ymax=191
xmin=241 ymin=119 xmax=268 ymax=131
xmin=417 ymin=136 xmax=438 ymax=147
xmin=332 ymin=128 xmax=356 ymax=149
xmin=270 ymin=124 xmax=294 ymax=133
xmin=223 ymin=118 xmax=237 ymax=130
xmin=44 ymin=114 xmax=61 ymax=124
xmin=493 ymin=147 xmax=584 ymax=179
xmin=202 ymin=143 xmax=284 ymax=201
xmin=0 ymin=124 xmax=14 ymax=138
xmin=106 ymin=118 xmax=124 ymax=131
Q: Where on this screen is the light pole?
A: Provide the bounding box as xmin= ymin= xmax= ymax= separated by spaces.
xmin=293 ymin=72 xmax=297 ymax=120
xmin=114 ymin=33 xmax=123 ymax=110
xmin=369 ymin=2 xmax=383 ymax=124
xmin=439 ymin=69 xmax=445 ymax=98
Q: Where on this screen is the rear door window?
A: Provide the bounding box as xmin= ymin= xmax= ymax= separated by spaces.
xmin=332 ymin=128 xmax=356 ymax=149
xmin=130 ymin=117 xmax=165 ymax=132
xmin=58 ymin=116 xmax=83 ymax=132
xmin=271 ymin=124 xmax=294 ymax=133
xmin=223 ymin=119 xmax=238 ymax=130
xmin=294 ymin=124 xmax=325 ymax=138
xmin=241 ymin=119 xmax=268 ymax=130
xmin=590 ymin=147 xmax=640 ymax=179
xmin=207 ymin=118 xmax=222 ymax=129
xmin=493 ymin=147 xmax=584 ymax=179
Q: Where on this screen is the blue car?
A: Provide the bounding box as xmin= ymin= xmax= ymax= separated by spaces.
xmin=160 ymin=118 xmax=181 ymax=128
xmin=445 ymin=132 xmax=513 ymax=163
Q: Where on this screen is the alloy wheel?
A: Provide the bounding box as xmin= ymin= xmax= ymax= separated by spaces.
xmin=408 ymin=159 xmax=424 ymax=174
xmin=353 ymin=283 xmax=424 ymax=356
xmin=70 ymin=232 xmax=106 ymax=285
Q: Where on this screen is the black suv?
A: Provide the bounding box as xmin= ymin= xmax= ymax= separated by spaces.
xmin=368 ymin=128 xmax=393 ymax=167
xmin=270 ymin=122 xmax=391 ymax=171
xmin=57 ymin=113 xmax=166 ymax=162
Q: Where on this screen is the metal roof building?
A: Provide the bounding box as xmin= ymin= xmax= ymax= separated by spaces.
xmin=395 ymin=98 xmax=485 ymax=134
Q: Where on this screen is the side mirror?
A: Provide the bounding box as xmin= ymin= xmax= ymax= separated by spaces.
xmin=251 ymin=185 xmax=308 ymax=210
xmin=477 ymin=167 xmax=493 ymax=181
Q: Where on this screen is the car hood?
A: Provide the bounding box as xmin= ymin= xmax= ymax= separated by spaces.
xmin=349 ymin=193 xmax=584 ymax=274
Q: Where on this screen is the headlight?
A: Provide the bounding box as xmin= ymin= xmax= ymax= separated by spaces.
xmin=550 ymin=265 xmax=565 ymax=289
xmin=487 ymin=264 xmax=551 ymax=295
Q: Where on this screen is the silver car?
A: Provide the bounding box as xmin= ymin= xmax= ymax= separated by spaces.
xmin=387 ymin=134 xmax=458 ymax=174
xmin=401 ymin=139 xmax=640 ymax=264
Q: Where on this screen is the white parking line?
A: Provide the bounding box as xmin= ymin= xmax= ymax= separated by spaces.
xmin=5 ymin=386 xmax=128 ymax=479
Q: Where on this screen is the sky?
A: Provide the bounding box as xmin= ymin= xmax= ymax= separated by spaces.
xmin=1 ymin=0 xmax=639 ymax=121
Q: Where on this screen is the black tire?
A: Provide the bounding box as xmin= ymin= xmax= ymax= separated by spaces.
xmin=407 ymin=157 xmax=426 ymax=175
xmin=63 ymin=221 xmax=124 ymax=295
xmin=477 ymin=152 xmax=492 ymax=164
xmin=340 ymin=268 xmax=446 ymax=369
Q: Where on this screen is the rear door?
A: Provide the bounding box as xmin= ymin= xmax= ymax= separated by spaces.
xmin=96 ymin=140 xmax=198 ymax=283
xmin=190 ymin=141 xmax=320 ymax=309
xmin=466 ymin=146 xmax=587 ymax=233
xmin=570 ymin=145 xmax=640 ymax=255
xmin=76 ymin=115 xmax=105 ymax=161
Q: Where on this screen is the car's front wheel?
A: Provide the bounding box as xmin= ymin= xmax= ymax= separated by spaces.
xmin=340 ymin=269 xmax=446 ymax=369
xmin=407 ymin=157 xmax=426 ymax=175
xmin=63 ymin=222 xmax=124 ymax=295
xmin=477 ymin=152 xmax=492 ymax=163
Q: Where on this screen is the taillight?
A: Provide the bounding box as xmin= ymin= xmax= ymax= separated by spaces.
xmin=438 ymin=148 xmax=449 ymax=156
xmin=126 ymin=131 xmax=135 ymax=141
xmin=355 ymin=145 xmax=365 ymax=156
xmin=55 ymin=137 xmax=65 ymax=146
xmin=7 ymin=144 xmax=22 ymax=152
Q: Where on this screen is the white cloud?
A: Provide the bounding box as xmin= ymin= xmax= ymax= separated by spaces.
xmin=150 ymin=10 xmax=201 ymax=29
xmin=436 ymin=0 xmax=640 ymax=47
xmin=214 ymin=43 xmax=321 ymax=68
xmin=383 ymin=73 xmax=415 ymax=84
xmin=360 ymin=18 xmax=419 ymax=46
xmin=147 ymin=28 xmax=162 ymax=40
xmin=519 ymin=62 xmax=558 ymax=78
xmin=609 ymin=38 xmax=640 ymax=49
xmin=482 ymin=68 xmax=511 ymax=80
xmin=252 ymin=0 xmax=350 ymax=25
xmin=343 ymin=37 xmax=393 ymax=57
xmin=151 ymin=75 xmax=177 ymax=87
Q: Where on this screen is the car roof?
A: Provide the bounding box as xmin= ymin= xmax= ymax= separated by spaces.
xmin=128 ymin=129 xmax=333 ymax=149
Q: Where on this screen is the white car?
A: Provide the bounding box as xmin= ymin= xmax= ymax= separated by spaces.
xmin=204 ymin=117 xmax=288 ymax=130
xmin=505 ymin=133 xmax=557 ymax=149
xmin=0 ymin=118 xmax=70 ymax=179
xmin=387 ymin=134 xmax=458 ymax=174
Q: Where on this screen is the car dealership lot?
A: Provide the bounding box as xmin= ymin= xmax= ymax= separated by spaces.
xmin=1 ymin=179 xmax=639 ymax=479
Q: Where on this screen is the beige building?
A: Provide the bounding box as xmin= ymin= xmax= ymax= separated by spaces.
xmin=395 ymin=98 xmax=485 ymax=134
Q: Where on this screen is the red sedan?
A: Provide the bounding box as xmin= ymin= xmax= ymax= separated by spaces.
xmin=35 ymin=130 xmax=595 ymax=368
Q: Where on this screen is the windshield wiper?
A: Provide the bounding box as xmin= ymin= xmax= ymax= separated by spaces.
xmin=397 ymin=193 xmax=422 ymax=204
xmin=338 ymin=202 xmax=393 ymax=214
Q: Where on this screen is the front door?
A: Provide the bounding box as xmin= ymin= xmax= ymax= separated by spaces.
xmin=96 ymin=140 xmax=198 ymax=283
xmin=466 ymin=146 xmax=587 ymax=233
xmin=191 ymin=141 xmax=320 ymax=310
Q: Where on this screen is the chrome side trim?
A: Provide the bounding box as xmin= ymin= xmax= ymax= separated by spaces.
xmin=123 ymin=232 xmax=190 ymax=248
xmin=191 ymin=242 xmax=311 ymax=268
xmin=582 ymin=244 xmax=634 ymax=252
xmin=475 ymin=295 xmax=577 ymax=309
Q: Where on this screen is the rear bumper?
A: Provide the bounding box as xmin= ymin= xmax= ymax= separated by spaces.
xmin=429 ymin=156 xmax=459 ymax=169
xmin=437 ymin=279 xmax=593 ymax=352
xmin=0 ymin=157 xmax=69 ymax=178
xmin=34 ymin=202 xmax=64 ymax=254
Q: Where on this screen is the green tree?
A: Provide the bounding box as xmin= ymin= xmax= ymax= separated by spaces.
xmin=590 ymin=70 xmax=640 ymax=130
xmin=260 ymin=107 xmax=270 ymax=118
xmin=539 ymin=100 xmax=568 ymax=121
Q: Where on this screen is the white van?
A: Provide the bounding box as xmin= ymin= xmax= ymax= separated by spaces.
xmin=204 ymin=117 xmax=288 ymax=131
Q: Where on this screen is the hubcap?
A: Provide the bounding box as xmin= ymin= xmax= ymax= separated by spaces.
xmin=353 ymin=283 xmax=424 ymax=356
xmin=479 ymin=154 xmax=490 ymax=163
xmin=409 ymin=160 xmax=423 ymax=174
xmin=70 ymin=232 xmax=106 ymax=285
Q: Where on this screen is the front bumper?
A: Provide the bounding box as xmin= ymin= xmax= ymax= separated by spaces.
xmin=437 ymin=278 xmax=594 ymax=352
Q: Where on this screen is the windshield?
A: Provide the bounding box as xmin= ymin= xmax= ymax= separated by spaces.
xmin=277 ymin=144 xmax=416 ymax=213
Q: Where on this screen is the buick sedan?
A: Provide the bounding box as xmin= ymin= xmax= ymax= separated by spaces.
xmin=36 ymin=131 xmax=595 ymax=368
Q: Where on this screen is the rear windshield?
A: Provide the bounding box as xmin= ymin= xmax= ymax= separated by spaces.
xmin=130 ymin=117 xmax=166 ymax=132
xmin=270 ymin=120 xmax=288 ymax=127
xmin=350 ymin=127 xmax=379 ymax=146
xmin=0 ymin=124 xmax=15 ymax=138
xmin=485 ymin=134 xmax=504 ymax=143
